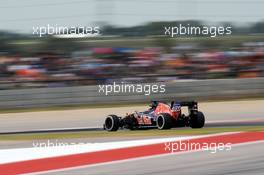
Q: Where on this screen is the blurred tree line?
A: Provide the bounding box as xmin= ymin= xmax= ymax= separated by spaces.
xmin=102 ymin=20 xmax=264 ymax=36
xmin=1 ymin=20 xmax=264 ymax=55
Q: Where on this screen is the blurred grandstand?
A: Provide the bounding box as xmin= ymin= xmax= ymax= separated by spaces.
xmin=0 ymin=21 xmax=264 ymax=89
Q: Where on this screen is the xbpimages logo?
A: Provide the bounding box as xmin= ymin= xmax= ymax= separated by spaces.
xmin=98 ymin=82 xmax=166 ymax=96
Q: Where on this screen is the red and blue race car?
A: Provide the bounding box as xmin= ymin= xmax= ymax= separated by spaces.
xmin=104 ymin=101 xmax=205 ymax=131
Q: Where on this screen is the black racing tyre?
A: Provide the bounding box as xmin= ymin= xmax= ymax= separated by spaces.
xmin=190 ymin=111 xmax=205 ymax=128
xmin=104 ymin=115 xmax=120 ymax=131
xmin=157 ymin=113 xmax=172 ymax=130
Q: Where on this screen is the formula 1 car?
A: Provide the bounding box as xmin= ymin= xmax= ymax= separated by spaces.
xmin=104 ymin=101 xmax=205 ymax=131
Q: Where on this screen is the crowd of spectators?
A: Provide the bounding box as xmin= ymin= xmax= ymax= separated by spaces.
xmin=0 ymin=43 xmax=264 ymax=89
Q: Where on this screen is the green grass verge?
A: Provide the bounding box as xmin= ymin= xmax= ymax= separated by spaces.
xmin=0 ymin=126 xmax=264 ymax=141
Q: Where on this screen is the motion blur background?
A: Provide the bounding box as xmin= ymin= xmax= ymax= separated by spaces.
xmin=0 ymin=0 xmax=264 ymax=108
xmin=1 ymin=2 xmax=264 ymax=175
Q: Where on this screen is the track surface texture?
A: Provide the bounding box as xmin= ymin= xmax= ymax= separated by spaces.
xmin=44 ymin=141 xmax=264 ymax=175
xmin=0 ymin=100 xmax=264 ymax=133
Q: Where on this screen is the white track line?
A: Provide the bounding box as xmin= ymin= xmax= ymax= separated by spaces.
xmin=0 ymin=132 xmax=239 ymax=164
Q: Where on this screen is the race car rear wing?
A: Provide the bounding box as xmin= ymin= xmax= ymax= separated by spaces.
xmin=177 ymin=101 xmax=198 ymax=115
xmin=179 ymin=101 xmax=197 ymax=107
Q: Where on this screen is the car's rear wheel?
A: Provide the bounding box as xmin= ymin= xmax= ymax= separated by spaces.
xmin=104 ymin=115 xmax=120 ymax=131
xmin=157 ymin=113 xmax=172 ymax=130
xmin=190 ymin=111 xmax=205 ymax=128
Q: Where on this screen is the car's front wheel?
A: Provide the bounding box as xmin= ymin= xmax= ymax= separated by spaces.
xmin=104 ymin=115 xmax=120 ymax=131
xmin=157 ymin=113 xmax=172 ymax=130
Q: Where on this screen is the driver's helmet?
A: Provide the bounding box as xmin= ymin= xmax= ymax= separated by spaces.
xmin=149 ymin=101 xmax=158 ymax=109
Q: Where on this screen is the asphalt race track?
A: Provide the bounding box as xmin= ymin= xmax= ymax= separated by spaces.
xmin=1 ymin=120 xmax=264 ymax=135
xmin=1 ymin=100 xmax=264 ymax=175
xmin=45 ymin=141 xmax=264 ymax=175
xmin=0 ymin=100 xmax=264 ymax=133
